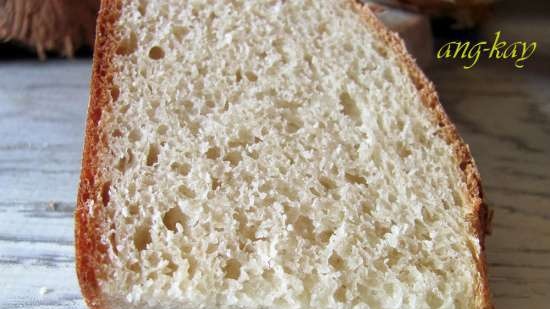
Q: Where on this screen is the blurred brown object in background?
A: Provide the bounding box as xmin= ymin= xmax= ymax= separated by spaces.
xmin=371 ymin=0 xmax=494 ymax=27
xmin=0 ymin=0 xmax=100 ymax=60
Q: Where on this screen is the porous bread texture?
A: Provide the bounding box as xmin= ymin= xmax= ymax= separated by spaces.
xmin=90 ymin=0 xmax=484 ymax=308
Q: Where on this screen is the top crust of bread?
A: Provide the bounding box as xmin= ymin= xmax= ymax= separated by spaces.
xmin=75 ymin=1 xmax=491 ymax=308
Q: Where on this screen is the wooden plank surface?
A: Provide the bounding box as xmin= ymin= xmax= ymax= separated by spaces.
xmin=0 ymin=11 xmax=549 ymax=309
xmin=427 ymin=6 xmax=550 ymax=308
xmin=428 ymin=62 xmax=550 ymax=309
xmin=0 ymin=61 xmax=90 ymax=309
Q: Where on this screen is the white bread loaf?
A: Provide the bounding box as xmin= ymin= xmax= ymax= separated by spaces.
xmin=75 ymin=0 xmax=491 ymax=308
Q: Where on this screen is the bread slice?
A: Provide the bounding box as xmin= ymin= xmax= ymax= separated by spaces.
xmin=75 ymin=0 xmax=491 ymax=308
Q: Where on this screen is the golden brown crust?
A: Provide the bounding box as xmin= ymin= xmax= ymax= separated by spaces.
xmin=76 ymin=1 xmax=491 ymax=308
xmin=75 ymin=1 xmax=121 ymax=308
xmin=351 ymin=2 xmax=492 ymax=308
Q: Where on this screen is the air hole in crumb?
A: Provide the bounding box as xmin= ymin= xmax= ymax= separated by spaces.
xmin=339 ymin=92 xmax=362 ymax=124
xmin=157 ymin=124 xmax=168 ymax=135
xmin=223 ymin=151 xmax=242 ymax=167
xmin=285 ymin=114 xmax=303 ymax=134
xmin=234 ymin=209 xmax=257 ymax=241
xmin=163 ymin=207 xmax=187 ymax=232
xmin=294 ymin=216 xmax=315 ymax=241
xmin=173 ymin=25 xmax=189 ymax=40
xmin=182 ymin=100 xmax=194 ymax=112
xmin=211 ymin=177 xmax=221 ymax=190
xmin=283 ymin=203 xmax=299 ymax=225
xmin=188 ymin=121 xmax=200 ymax=136
xmin=128 ymin=203 xmax=139 ymax=215
xmin=228 ymin=128 xmax=255 ymax=148
xmin=180 ymin=244 xmax=192 ymax=254
xmin=197 ymin=64 xmax=207 ymax=76
xmin=205 ymin=100 xmax=215 ymax=109
xmin=112 ymin=129 xmax=123 ymax=137
xmin=137 ymin=0 xmax=147 ymax=15
xmin=345 ymin=172 xmax=367 ymax=186
xmin=128 ymin=262 xmax=140 ymax=272
xmin=329 ymin=251 xmax=345 ymax=270
xmin=310 ymin=187 xmax=321 ymax=196
xmin=150 ymin=100 xmax=160 ymax=109
xmin=245 ymin=71 xmax=258 ymax=82
xmin=389 ymin=193 xmax=397 ymax=203
xmin=374 ymin=44 xmax=388 ymax=58
xmin=164 ymin=257 xmax=178 ymax=276
xmin=275 ymin=100 xmax=298 ymax=109
xmin=427 ymin=291 xmax=444 ymax=308
xmin=146 ymin=144 xmax=159 ymax=166
xmin=319 ymin=176 xmax=337 ymax=191
xmin=111 ymin=85 xmax=120 ymax=102
xmin=186 ymin=256 xmax=198 ymax=279
xmin=343 ymin=43 xmax=353 ymax=52
xmin=101 ymin=181 xmax=111 ymax=206
xmin=207 ymin=243 xmax=218 ymax=253
xmin=262 ymin=269 xmax=275 ymax=282
xmin=383 ymin=67 xmax=394 ymax=82
xmin=149 ymin=46 xmax=165 ymax=60
xmin=415 ymin=219 xmax=431 ymax=240
xmin=276 ymin=182 xmax=298 ymax=201
xmin=116 ymin=31 xmax=137 ymax=55
xmin=147 ymin=272 xmax=158 ymax=281
xmin=387 ymin=248 xmax=400 ymax=267
xmin=128 ymin=129 xmax=141 ymax=142
xmin=171 ymin=162 xmax=190 ymax=176
xmin=134 ymin=224 xmax=151 ymax=251
xmin=334 ymin=286 xmax=347 ymax=303
xmin=317 ymin=22 xmax=328 ymax=34
xmin=116 ymin=150 xmax=134 ymax=172
xmin=242 ymin=171 xmax=254 ymax=184
xmin=205 ymin=146 xmax=220 ymax=159
xmin=259 ymin=182 xmax=271 ymax=193
xmin=452 ymin=190 xmax=463 ymax=207
xmin=119 ymin=104 xmax=130 ymax=114
xmin=228 ymin=140 xmax=244 ymax=148
xmin=248 ymin=150 xmax=259 ymax=160
xmin=235 ymin=70 xmax=242 ymax=82
xmin=304 ymin=54 xmax=313 ymax=69
xmin=361 ymin=202 xmax=373 ymax=216
xmin=317 ymin=230 xmax=334 ymax=244
xmin=178 ymin=185 xmax=196 ymax=199
xmin=224 ymin=258 xmax=241 ymax=280
xmin=333 ymin=166 xmax=340 ymax=178
xmin=374 ymin=222 xmax=390 ymax=237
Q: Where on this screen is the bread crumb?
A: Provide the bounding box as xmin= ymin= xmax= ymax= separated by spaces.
xmin=39 ymin=287 xmax=52 ymax=295
xmin=47 ymin=201 xmax=59 ymax=211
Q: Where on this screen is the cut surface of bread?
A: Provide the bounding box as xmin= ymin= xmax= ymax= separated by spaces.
xmin=75 ymin=0 xmax=491 ymax=308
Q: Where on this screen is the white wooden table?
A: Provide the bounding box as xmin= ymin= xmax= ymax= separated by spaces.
xmin=1 ymin=14 xmax=549 ymax=308
xmin=0 ymin=61 xmax=89 ymax=309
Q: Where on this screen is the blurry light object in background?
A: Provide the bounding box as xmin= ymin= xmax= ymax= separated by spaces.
xmin=368 ymin=2 xmax=434 ymax=68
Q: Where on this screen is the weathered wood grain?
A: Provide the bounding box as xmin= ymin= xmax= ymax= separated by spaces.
xmin=0 ymin=61 xmax=90 ymax=309
xmin=428 ymin=57 xmax=550 ymax=309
